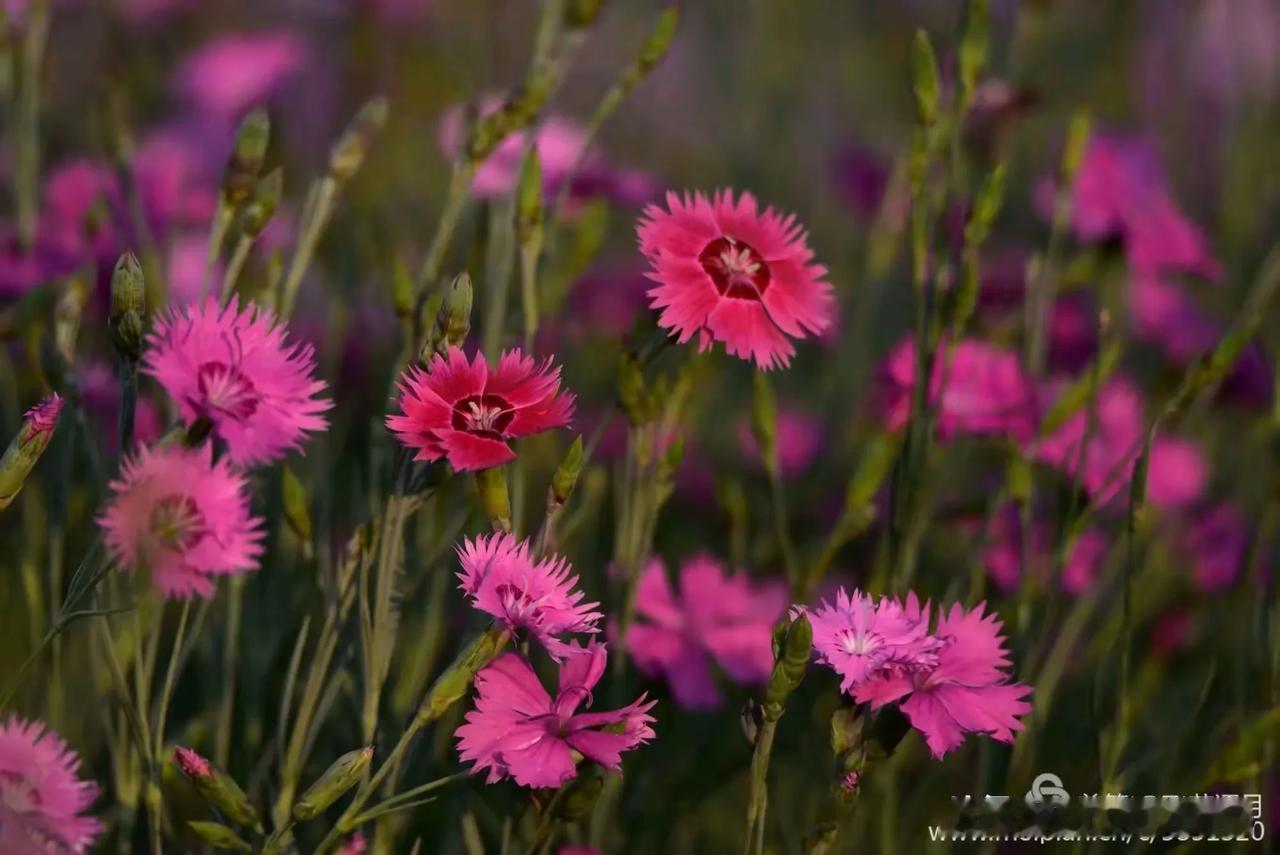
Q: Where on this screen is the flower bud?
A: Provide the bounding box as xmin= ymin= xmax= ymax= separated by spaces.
xmin=425 ymin=270 xmax=473 ymax=359
xmin=188 ymin=821 xmax=252 ymax=852
xmin=764 ymin=613 xmax=811 ymax=715
xmin=329 ymin=97 xmax=389 ymax=182
xmin=417 ymin=625 xmax=510 ymax=724
xmin=549 ymin=436 xmax=584 ymax=509
xmin=224 ymin=108 xmax=270 ymax=207
xmin=292 ymin=746 xmax=373 ymax=822
xmin=829 ymin=706 xmax=863 ymax=756
xmin=109 ymin=252 xmax=146 ymax=364
xmin=0 ymin=394 xmax=63 ymax=512
xmin=638 ymin=5 xmax=679 ymax=75
xmin=173 ymin=746 xmax=260 ymax=830
xmin=242 ymin=167 xmax=282 ymax=238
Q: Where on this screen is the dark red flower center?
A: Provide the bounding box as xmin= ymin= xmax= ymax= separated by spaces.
xmin=452 ymin=394 xmax=515 ymax=439
xmin=699 ymin=236 xmax=771 ymax=300
xmin=149 ymin=494 xmax=208 ymax=552
xmin=196 ymin=361 xmax=259 ymax=421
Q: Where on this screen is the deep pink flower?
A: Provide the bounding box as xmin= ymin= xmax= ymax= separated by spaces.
xmin=981 ymin=504 xmax=1108 ymax=595
xmin=735 ymin=407 xmax=824 ymax=478
xmin=144 ymin=298 xmax=330 ymax=466
xmin=804 ymin=588 xmax=943 ymax=694
xmin=624 ymin=555 xmax=786 ymax=709
xmin=1183 ymin=503 xmax=1250 ymax=592
xmin=854 ymin=603 xmax=1031 ymax=759
xmin=174 ymin=32 xmax=305 ymax=118
xmin=456 ymin=642 xmax=656 ymax=788
xmin=387 ymin=347 xmax=574 ymax=472
xmin=457 ymin=533 xmax=602 ymax=657
xmin=877 ymin=337 xmax=1036 ymax=442
xmin=637 ymin=190 xmax=835 ymax=370
xmin=99 ymin=444 xmax=265 ymax=599
xmin=0 ymin=717 xmax=101 ymax=853
xmin=173 ymin=746 xmax=212 ymax=780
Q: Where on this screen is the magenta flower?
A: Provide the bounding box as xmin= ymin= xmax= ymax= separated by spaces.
xmin=174 ymin=31 xmax=305 ymax=118
xmin=456 ymin=642 xmax=656 ymax=788
xmin=99 ymin=444 xmax=265 ymax=599
xmin=854 ymin=603 xmax=1031 ymax=759
xmin=144 ymin=298 xmax=331 ymax=466
xmin=637 ymin=189 xmax=835 ymax=370
xmin=735 ymin=407 xmax=824 ymax=478
xmin=0 ymin=717 xmax=101 ymax=853
xmin=387 ymin=347 xmax=574 ymax=472
xmin=338 ymin=833 xmax=368 ymax=855
xmin=804 ymin=589 xmax=943 ymax=694
xmin=1182 ymin=502 xmax=1250 ymax=592
xmin=981 ymin=504 xmax=1108 ymax=595
xmin=457 ymin=533 xmax=602 ymax=657
xmin=876 ymin=336 xmax=1036 ymax=442
xmin=624 ymin=556 xmax=785 ymax=710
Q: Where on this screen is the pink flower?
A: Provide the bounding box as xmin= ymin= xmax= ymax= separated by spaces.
xmin=804 ymin=589 xmax=943 ymax=694
xmin=457 ymin=533 xmax=602 ymax=657
xmin=387 ymin=347 xmax=574 ymax=472
xmin=735 ymin=407 xmax=824 ymax=477
xmin=624 ymin=556 xmax=786 ymax=709
xmin=876 ymin=337 xmax=1036 ymax=442
xmin=1183 ymin=502 xmax=1250 ymax=592
xmin=456 ymin=642 xmax=656 ymax=788
xmin=981 ymin=504 xmax=1109 ymax=595
xmin=0 ymin=717 xmax=101 ymax=853
xmin=338 ymin=833 xmax=368 ymax=855
xmin=637 ymin=190 xmax=835 ymax=370
xmin=144 ymin=298 xmax=331 ymax=466
xmin=99 ymin=444 xmax=265 ymax=599
xmin=854 ymin=603 xmax=1031 ymax=759
xmin=174 ymin=32 xmax=305 ymax=118
xmin=173 ymin=746 xmax=212 ymax=780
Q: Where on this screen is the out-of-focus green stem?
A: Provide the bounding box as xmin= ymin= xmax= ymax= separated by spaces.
xmin=15 ymin=0 xmax=48 ymax=247
xmin=214 ymin=577 xmax=244 ymax=768
xmin=743 ymin=717 xmax=777 ymax=855
xmin=278 ymin=177 xmax=337 ymax=319
xmin=200 ymin=202 xmax=233 ymax=304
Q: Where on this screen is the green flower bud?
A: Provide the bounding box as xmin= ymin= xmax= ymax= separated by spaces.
xmin=329 ymin=97 xmax=389 ymax=182
xmin=550 ymin=436 xmax=584 ymax=508
xmin=187 ymin=821 xmax=252 ymax=852
xmin=417 ymin=625 xmax=510 ymax=724
xmin=224 ymin=108 xmax=270 ymax=207
xmin=830 ymin=706 xmax=864 ymax=756
xmin=292 ymin=746 xmax=373 ymax=822
xmin=0 ymin=393 xmax=62 ymax=512
xmin=638 ymin=5 xmax=679 ymax=75
xmin=242 ymin=167 xmax=282 ymax=238
xmin=173 ymin=746 xmax=260 ymax=830
xmin=426 ymin=270 xmax=473 ymax=359
xmin=109 ymin=252 xmax=146 ymax=364
xmin=764 ymin=613 xmax=811 ymax=715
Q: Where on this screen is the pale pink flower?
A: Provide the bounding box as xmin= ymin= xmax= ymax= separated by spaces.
xmin=853 ymin=603 xmax=1031 ymax=759
xmin=0 ymin=717 xmax=101 ymax=853
xmin=637 ymin=190 xmax=835 ymax=370
xmin=99 ymin=444 xmax=265 ymax=598
xmin=803 ymin=588 xmax=943 ymax=694
xmin=144 ymin=298 xmax=331 ymax=466
xmin=624 ymin=556 xmax=786 ymax=709
xmin=174 ymin=32 xmax=305 ymax=118
xmin=456 ymin=642 xmax=655 ymax=788
xmin=457 ymin=533 xmax=601 ymax=657
xmin=387 ymin=347 xmax=574 ymax=472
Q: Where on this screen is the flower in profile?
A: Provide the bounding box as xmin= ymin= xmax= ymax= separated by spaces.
xmin=99 ymin=444 xmax=264 ymax=598
xmin=876 ymin=337 xmax=1036 ymax=442
xmin=144 ymin=298 xmax=331 ymax=466
xmin=387 ymin=347 xmax=574 ymax=472
xmin=0 ymin=717 xmax=101 ymax=853
xmin=735 ymin=407 xmax=824 ymax=478
xmin=456 ymin=641 xmax=655 ymax=788
xmin=174 ymin=31 xmax=305 ymax=118
xmin=457 ymin=533 xmax=601 ymax=657
xmin=804 ymin=588 xmax=943 ymax=693
xmin=853 ymin=603 xmax=1032 ymax=759
xmin=637 ymin=189 xmax=835 ymax=370
xmin=624 ymin=556 xmax=786 ymax=709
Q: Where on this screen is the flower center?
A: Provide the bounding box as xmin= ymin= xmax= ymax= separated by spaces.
xmin=699 ymin=236 xmax=771 ymax=300
xmin=148 ymin=494 xmax=208 ymax=552
xmin=494 ymin=582 xmax=546 ymax=628
xmin=452 ymin=394 xmax=514 ymax=438
xmin=196 ymin=361 xmax=259 ymax=421
xmin=0 ymin=772 xmax=40 ymax=814
xmin=837 ymin=628 xmax=880 ymax=657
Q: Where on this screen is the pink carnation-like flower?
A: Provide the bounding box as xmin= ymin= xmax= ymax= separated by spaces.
xmin=387 ymin=347 xmax=574 ymax=472
xmin=144 ymin=298 xmax=331 ymax=466
xmin=876 ymin=336 xmax=1036 ymax=442
xmin=457 ymin=533 xmax=602 ymax=657
xmin=99 ymin=444 xmax=265 ymax=598
xmin=0 ymin=717 xmax=101 ymax=853
xmin=174 ymin=31 xmax=305 ymax=118
xmin=624 ymin=556 xmax=786 ymax=709
xmin=456 ymin=641 xmax=656 ymax=788
xmin=637 ymin=190 xmax=835 ymax=370
xmin=981 ymin=504 xmax=1108 ymax=595
xmin=735 ymin=407 xmax=824 ymax=478
xmin=853 ymin=602 xmax=1032 ymax=759
xmin=803 ymin=588 xmax=943 ymax=694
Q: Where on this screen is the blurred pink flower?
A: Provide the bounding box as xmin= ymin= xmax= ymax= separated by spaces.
xmin=175 ymin=32 xmax=305 ymax=118
xmin=388 ymin=347 xmax=574 ymax=472
xmin=79 ymin=362 xmax=162 ymax=453
xmin=166 ymin=234 xmax=221 ymax=305
xmin=853 ymin=602 xmax=1031 ymax=759
xmin=173 ymin=746 xmax=212 ymax=780
xmin=876 ymin=337 xmax=1036 ymax=442
xmin=558 ymin=848 xmax=600 ymax=855
xmin=0 ymin=717 xmax=101 ymax=853
xmin=337 ymin=833 xmax=368 ymax=855
xmin=1183 ymin=503 xmax=1250 ymax=592
xmin=145 ymin=299 xmax=330 ymax=466
xmin=735 ymin=407 xmax=823 ymax=477
xmin=981 ymin=504 xmax=1108 ymax=595
xmin=100 ymin=444 xmax=264 ymax=598
xmin=457 ymin=533 xmax=601 ymax=658
xmin=624 ymin=555 xmax=785 ymax=710
xmin=804 ymin=589 xmax=943 ymax=694
xmin=637 ymin=189 xmax=835 ymax=370
xmin=456 ymin=642 xmax=655 ymax=788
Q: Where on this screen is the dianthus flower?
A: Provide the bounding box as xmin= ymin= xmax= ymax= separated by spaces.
xmin=802 ymin=588 xmax=943 ymax=693
xmin=0 ymin=717 xmax=101 ymax=853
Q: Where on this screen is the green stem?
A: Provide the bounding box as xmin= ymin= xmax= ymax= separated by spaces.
xmin=743 ymin=717 xmax=779 ymax=855
xmin=214 ymin=577 xmax=244 ymax=768
xmin=14 ymin=0 xmax=48 ymax=247
xmin=279 ymin=177 xmax=337 ymax=319
xmin=200 ymin=202 xmax=233 ymax=303
xmin=220 ymin=233 xmax=254 ymax=306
